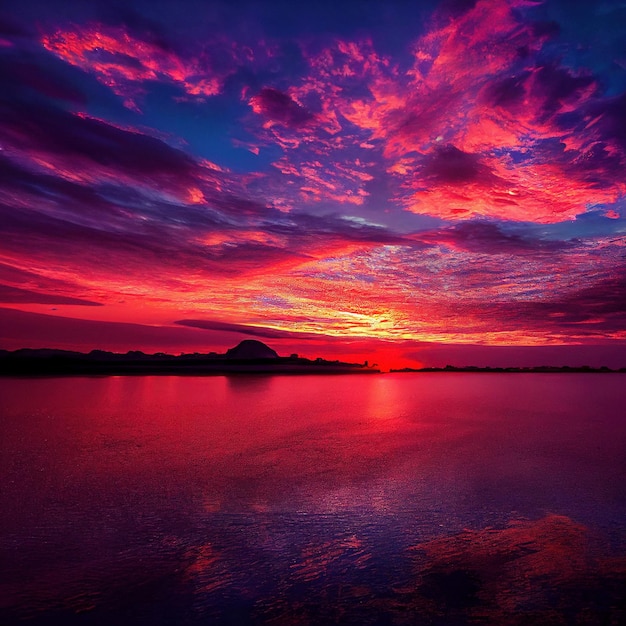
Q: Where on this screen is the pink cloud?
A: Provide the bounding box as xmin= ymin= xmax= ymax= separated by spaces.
xmin=37 ymin=4 xmax=626 ymax=225
xmin=1 ymin=2 xmax=621 ymax=361
xmin=239 ymin=0 xmax=624 ymax=223
xmin=41 ymin=24 xmax=231 ymax=107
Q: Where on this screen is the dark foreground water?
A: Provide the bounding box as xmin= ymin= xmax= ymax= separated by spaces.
xmin=1 ymin=373 xmax=626 ymax=624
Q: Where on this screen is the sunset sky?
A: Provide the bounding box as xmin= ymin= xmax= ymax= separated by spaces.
xmin=1 ymin=0 xmax=625 ymax=369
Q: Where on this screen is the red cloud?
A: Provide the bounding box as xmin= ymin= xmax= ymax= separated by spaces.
xmin=245 ymin=0 xmax=623 ymax=223
xmin=0 ymin=2 xmax=619 ymax=358
xmin=41 ymin=24 xmax=224 ymax=108
xmin=38 ymin=4 xmax=626 ymax=225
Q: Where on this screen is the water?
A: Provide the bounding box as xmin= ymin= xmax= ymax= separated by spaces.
xmin=1 ymin=374 xmax=625 ymax=624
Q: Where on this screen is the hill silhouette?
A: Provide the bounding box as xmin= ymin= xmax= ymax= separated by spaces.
xmin=226 ymin=340 xmax=278 ymax=360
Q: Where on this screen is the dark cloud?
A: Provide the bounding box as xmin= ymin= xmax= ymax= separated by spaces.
xmin=176 ymin=319 xmax=285 ymax=337
xmin=0 ymin=204 xmax=215 ymax=279
xmin=204 ymin=241 xmax=307 ymax=275
xmin=558 ymin=271 xmax=626 ymax=318
xmin=0 ymin=307 xmax=237 ymax=353
xmin=480 ymin=268 xmax=626 ymax=336
xmin=561 ymin=141 xmax=624 ymax=189
xmin=174 ymin=319 xmax=369 ymax=346
xmin=282 ymin=212 xmax=409 ymax=246
xmin=0 ymin=14 xmax=31 ymax=38
xmin=0 ymin=96 xmax=197 ymax=181
xmin=0 ymin=263 xmax=107 ymax=312
xmin=433 ymin=0 xmax=478 ymax=24
xmin=209 ymin=194 xmax=273 ymax=218
xmin=419 ymin=221 xmax=574 ymax=255
xmin=0 ymin=57 xmax=86 ymax=104
xmin=532 ymin=63 xmax=596 ymax=119
xmin=98 ymin=5 xmax=177 ymax=53
xmin=250 ymin=88 xmax=316 ymax=127
xmin=530 ymin=20 xmax=560 ymax=39
xmin=0 ymin=285 xmax=102 ymax=306
xmin=175 ymin=319 xmax=321 ymax=340
xmin=0 ymin=153 xmax=122 ymax=218
xmin=588 ymin=92 xmax=626 ymax=153
xmin=421 ymin=145 xmax=497 ymax=186
xmin=482 ymin=74 xmax=529 ymax=111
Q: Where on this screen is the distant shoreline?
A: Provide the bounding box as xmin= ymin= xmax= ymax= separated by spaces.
xmin=390 ymin=366 xmax=626 ymax=374
xmin=0 ymin=345 xmax=624 ymax=377
xmin=1 ymin=356 xmax=624 ymax=377
xmin=0 ymin=347 xmax=380 ymax=377
xmin=0 ymin=365 xmax=381 ymax=377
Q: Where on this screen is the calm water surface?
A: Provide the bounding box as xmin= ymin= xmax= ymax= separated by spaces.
xmin=1 ymin=374 xmax=625 ymax=624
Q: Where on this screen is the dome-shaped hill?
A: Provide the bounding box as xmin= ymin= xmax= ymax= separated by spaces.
xmin=225 ymin=340 xmax=279 ymax=360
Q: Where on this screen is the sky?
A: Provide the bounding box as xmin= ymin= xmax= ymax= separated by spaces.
xmin=1 ymin=0 xmax=625 ymax=369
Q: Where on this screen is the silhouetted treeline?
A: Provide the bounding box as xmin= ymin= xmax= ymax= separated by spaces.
xmin=390 ymin=365 xmax=625 ymax=373
xmin=0 ymin=345 xmax=379 ymax=376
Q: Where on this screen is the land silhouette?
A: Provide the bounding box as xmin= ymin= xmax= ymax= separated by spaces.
xmin=391 ymin=364 xmax=626 ymax=373
xmin=0 ymin=340 xmax=380 ymax=376
xmin=0 ymin=340 xmax=624 ymax=375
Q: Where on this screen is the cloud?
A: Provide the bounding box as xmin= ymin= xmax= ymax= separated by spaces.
xmin=0 ymin=89 xmax=412 ymax=311
xmin=175 ymin=319 xmax=326 ymax=340
xmin=525 ymin=269 xmax=626 ymax=334
xmin=0 ymin=307 xmax=238 ymax=352
xmin=38 ymin=19 xmax=289 ymax=109
xmin=420 ymin=145 xmax=495 ymax=185
xmin=433 ymin=0 xmax=480 ymax=22
xmin=25 ymin=0 xmax=626 ymax=227
xmin=434 ymin=262 xmax=626 ymax=341
xmin=383 ymin=0 xmax=622 ymax=221
xmin=0 ymin=98 xmax=196 ymax=182
xmin=0 ymin=285 xmax=102 ymax=306
xmin=0 ymin=53 xmax=87 ymax=104
xmin=0 ymin=0 xmax=624 ymax=359
xmin=32 ymin=2 xmax=626 ymax=224
xmin=0 ymin=14 xmax=31 ymax=39
xmin=408 ymin=341 xmax=626 ymax=369
xmin=250 ymin=88 xmax=316 ymax=128
xmin=241 ymin=0 xmax=624 ymax=223
xmin=41 ymin=23 xmax=223 ymax=106
xmin=417 ymin=221 xmax=574 ymax=255
xmin=0 ymin=90 xmax=315 ymax=282
xmin=0 ymin=262 xmax=105 ymax=307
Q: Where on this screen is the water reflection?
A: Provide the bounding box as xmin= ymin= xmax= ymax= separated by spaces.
xmin=400 ymin=514 xmax=626 ymax=624
xmin=2 ymin=374 xmax=626 ymax=624
xmin=225 ymin=374 xmax=276 ymax=392
xmin=175 ymin=514 xmax=626 ymax=625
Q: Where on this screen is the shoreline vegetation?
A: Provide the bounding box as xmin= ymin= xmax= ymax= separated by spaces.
xmin=0 ymin=340 xmax=380 ymax=376
xmin=0 ymin=340 xmax=624 ymax=376
xmin=390 ymin=365 xmax=626 ymax=373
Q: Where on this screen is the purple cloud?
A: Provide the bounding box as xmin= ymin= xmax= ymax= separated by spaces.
xmin=0 ymin=285 xmax=102 ymax=306
xmin=250 ymin=88 xmax=316 ymax=128
xmin=418 ymin=221 xmax=574 ymax=255
xmin=0 ymin=98 xmax=197 ymax=180
xmin=420 ymin=145 xmax=499 ymax=186
xmin=175 ymin=319 xmax=325 ymax=340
